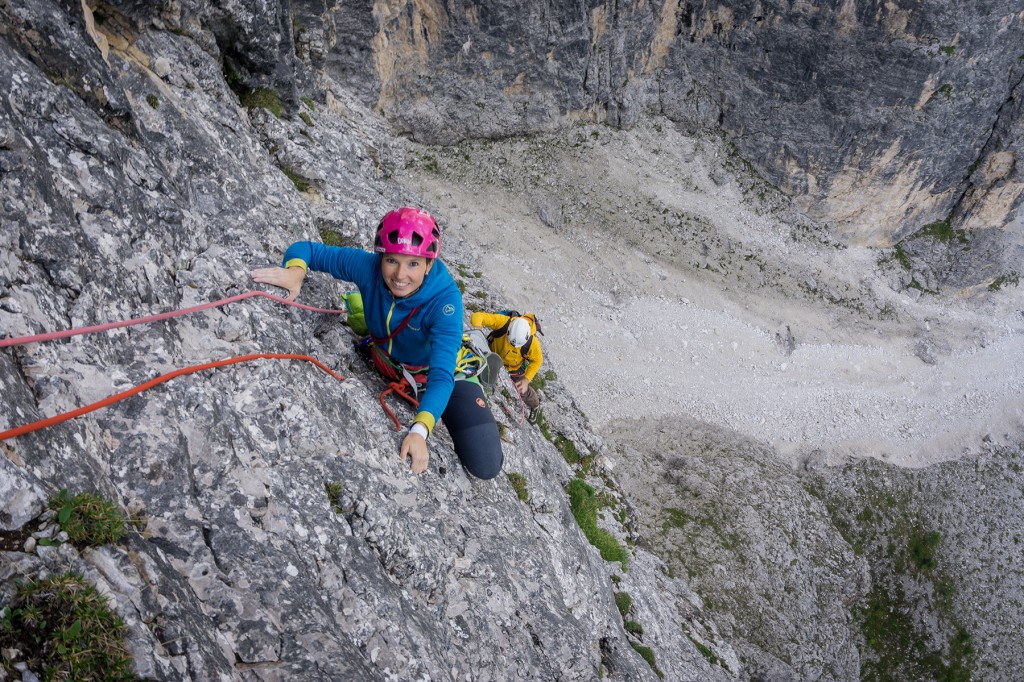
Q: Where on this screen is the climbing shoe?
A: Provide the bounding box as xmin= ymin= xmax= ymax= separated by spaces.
xmin=527 ymin=408 xmax=541 ymax=425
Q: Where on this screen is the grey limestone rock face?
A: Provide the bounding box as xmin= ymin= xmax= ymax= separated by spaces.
xmin=0 ymin=0 xmax=731 ymax=679
xmin=1 ymin=1 xmax=1018 ymax=681
xmin=807 ymin=442 xmax=1024 ymax=680
xmin=609 ymin=416 xmax=870 ymax=682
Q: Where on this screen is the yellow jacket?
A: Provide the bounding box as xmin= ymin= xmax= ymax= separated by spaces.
xmin=470 ymin=311 xmax=544 ymax=381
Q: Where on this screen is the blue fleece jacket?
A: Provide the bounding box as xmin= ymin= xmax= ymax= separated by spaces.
xmin=282 ymin=242 xmax=464 ymax=434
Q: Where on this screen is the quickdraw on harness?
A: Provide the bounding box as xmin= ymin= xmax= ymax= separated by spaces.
xmin=361 ymin=307 xmax=427 ymax=430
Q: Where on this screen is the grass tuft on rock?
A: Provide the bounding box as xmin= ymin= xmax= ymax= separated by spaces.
xmin=0 ymin=572 xmax=135 ymax=681
xmin=280 ymin=166 xmax=311 ymax=192
xmin=325 ymin=481 xmax=343 ymax=513
xmin=614 ymin=591 xmax=633 ymax=618
xmin=49 ymin=489 xmax=126 ymax=546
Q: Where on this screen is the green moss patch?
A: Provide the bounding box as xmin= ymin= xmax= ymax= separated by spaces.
xmin=318 ymin=228 xmax=350 ymax=247
xmin=567 ymin=479 xmax=629 ymax=570
xmin=614 ymin=591 xmax=632 ymax=617
xmin=624 ymin=620 xmax=643 ymax=636
xmin=812 ymin=469 xmax=976 ymax=681
xmin=555 ymin=434 xmax=580 ymax=465
xmin=506 ymin=472 xmax=529 ymax=502
xmin=988 ymin=272 xmax=1019 ymax=292
xmin=630 ymin=641 xmax=664 ymax=678
xmin=918 ymin=219 xmax=968 ymax=244
xmin=240 ymin=87 xmax=285 ymax=117
xmin=280 ymin=167 xmax=311 ymax=192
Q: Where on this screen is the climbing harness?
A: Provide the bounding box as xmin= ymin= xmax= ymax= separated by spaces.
xmin=365 ymin=329 xmax=508 ymax=431
xmin=358 ymin=306 xmax=428 ymax=430
xmin=0 ymin=290 xmax=347 ymax=441
xmin=367 ymin=343 xmax=428 ymax=431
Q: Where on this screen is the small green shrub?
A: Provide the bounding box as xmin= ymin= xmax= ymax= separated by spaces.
xmin=319 ymin=228 xmax=346 ymax=247
xmin=909 ymin=530 xmax=941 ymax=571
xmin=420 ymin=155 xmax=440 ymax=173
xmin=530 ymin=369 xmax=556 ymax=391
xmin=301 ymin=96 xmax=316 ymax=110
xmin=629 ymin=641 xmax=663 ymax=678
xmin=687 ymin=633 xmax=720 ymax=666
xmin=240 ymin=87 xmax=285 ymax=117
xmin=614 ymin=591 xmax=632 ymax=617
xmin=919 ymin=219 xmax=965 ymax=243
xmin=908 ymin=278 xmax=934 ymax=294
xmin=49 ymin=490 xmax=126 ymax=546
xmin=146 ymin=94 xmax=159 ymax=109
xmin=325 ymin=481 xmax=343 ymax=513
xmin=554 ymin=434 xmax=580 ymax=465
xmin=988 ymin=272 xmax=1020 ymax=291
xmin=937 ymin=84 xmax=953 ymax=98
xmin=536 ymin=410 xmax=552 ymax=440
xmin=567 ymin=479 xmax=629 ymax=570
xmin=892 ymin=245 xmax=912 ymax=270
xmin=299 ymin=111 xmax=313 ymax=127
xmin=624 ymin=620 xmax=643 ymax=636
xmin=0 ymin=572 xmax=135 ymax=681
xmin=506 ymin=472 xmax=529 ymax=502
xmin=939 ymin=45 xmax=955 ymax=56
xmin=280 ymin=167 xmax=311 ymax=192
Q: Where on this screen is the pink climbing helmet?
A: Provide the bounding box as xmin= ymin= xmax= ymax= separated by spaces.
xmin=374 ymin=207 xmax=441 ymax=258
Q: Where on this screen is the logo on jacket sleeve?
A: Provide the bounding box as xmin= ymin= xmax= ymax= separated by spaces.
xmin=443 ymin=304 xmax=455 ymax=316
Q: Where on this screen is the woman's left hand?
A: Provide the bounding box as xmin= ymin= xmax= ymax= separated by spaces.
xmin=400 ymin=432 xmax=429 ymax=474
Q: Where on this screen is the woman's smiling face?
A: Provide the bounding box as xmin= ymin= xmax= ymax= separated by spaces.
xmin=381 ymin=253 xmax=433 ymax=298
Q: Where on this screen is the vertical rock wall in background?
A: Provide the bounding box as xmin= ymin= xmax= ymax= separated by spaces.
xmin=330 ymin=0 xmax=1023 ymax=284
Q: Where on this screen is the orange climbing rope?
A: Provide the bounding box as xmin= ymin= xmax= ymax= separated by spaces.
xmin=0 ymin=354 xmax=345 ymax=442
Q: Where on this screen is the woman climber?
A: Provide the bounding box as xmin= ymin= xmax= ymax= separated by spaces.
xmin=251 ymin=207 xmax=503 ymax=480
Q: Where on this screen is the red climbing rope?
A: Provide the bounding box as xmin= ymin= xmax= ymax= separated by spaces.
xmin=0 ymin=353 xmax=346 ymax=442
xmin=0 ymin=290 xmax=343 ymax=349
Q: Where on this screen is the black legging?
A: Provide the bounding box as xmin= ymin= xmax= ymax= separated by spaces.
xmin=440 ymin=379 xmax=504 ymax=480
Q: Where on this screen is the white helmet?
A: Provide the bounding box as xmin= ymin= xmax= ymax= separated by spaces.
xmin=507 ymin=317 xmax=532 ymax=348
